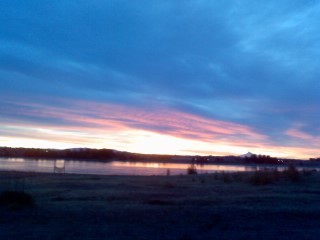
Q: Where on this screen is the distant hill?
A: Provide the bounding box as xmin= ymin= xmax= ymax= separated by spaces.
xmin=0 ymin=146 xmax=309 ymax=165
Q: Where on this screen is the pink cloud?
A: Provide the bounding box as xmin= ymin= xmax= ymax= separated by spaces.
xmin=3 ymin=97 xmax=320 ymax=158
xmin=2 ymin=97 xmax=270 ymax=149
xmin=66 ymin=100 xmax=268 ymax=143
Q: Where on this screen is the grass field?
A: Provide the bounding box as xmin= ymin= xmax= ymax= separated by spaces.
xmin=0 ymin=169 xmax=320 ymax=240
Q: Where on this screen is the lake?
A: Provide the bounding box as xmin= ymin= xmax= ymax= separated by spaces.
xmin=0 ymin=157 xmax=305 ymax=176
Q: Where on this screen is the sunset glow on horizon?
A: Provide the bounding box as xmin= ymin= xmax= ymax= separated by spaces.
xmin=1 ymin=1 xmax=320 ymax=160
xmin=1 ymin=98 xmax=319 ymax=159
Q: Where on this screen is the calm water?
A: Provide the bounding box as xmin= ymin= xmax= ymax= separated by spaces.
xmin=0 ymin=157 xmax=299 ymax=176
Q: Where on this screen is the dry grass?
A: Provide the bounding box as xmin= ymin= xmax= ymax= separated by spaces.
xmin=0 ymin=170 xmax=319 ymax=240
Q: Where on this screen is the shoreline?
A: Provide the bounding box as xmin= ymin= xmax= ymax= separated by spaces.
xmin=1 ymin=156 xmax=320 ymax=178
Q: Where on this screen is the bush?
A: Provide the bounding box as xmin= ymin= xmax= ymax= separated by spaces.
xmin=250 ymin=171 xmax=274 ymax=185
xmin=250 ymin=166 xmax=302 ymax=185
xmin=284 ymin=165 xmax=300 ymax=182
xmin=0 ymin=191 xmax=35 ymax=210
xmin=187 ymin=165 xmax=197 ymax=175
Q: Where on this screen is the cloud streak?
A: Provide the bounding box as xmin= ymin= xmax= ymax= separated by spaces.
xmin=0 ymin=97 xmax=318 ymax=158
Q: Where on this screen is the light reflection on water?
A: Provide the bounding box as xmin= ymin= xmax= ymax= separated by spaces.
xmin=111 ymin=161 xmax=256 ymax=173
xmin=54 ymin=160 xmax=65 ymax=168
xmin=0 ymin=157 xmax=313 ymax=176
xmin=6 ymin=158 xmax=25 ymax=163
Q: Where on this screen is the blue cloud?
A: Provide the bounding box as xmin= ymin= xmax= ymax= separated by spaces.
xmin=1 ymin=0 xmax=320 ymax=156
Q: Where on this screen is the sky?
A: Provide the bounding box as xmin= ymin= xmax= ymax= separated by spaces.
xmin=1 ymin=0 xmax=320 ymax=159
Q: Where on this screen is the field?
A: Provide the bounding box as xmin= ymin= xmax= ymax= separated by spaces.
xmin=0 ymin=169 xmax=320 ymax=240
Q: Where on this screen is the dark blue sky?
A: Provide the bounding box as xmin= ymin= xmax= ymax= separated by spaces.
xmin=1 ymin=1 xmax=320 ymax=158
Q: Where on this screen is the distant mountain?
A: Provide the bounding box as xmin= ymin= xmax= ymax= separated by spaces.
xmin=240 ymin=152 xmax=255 ymax=158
